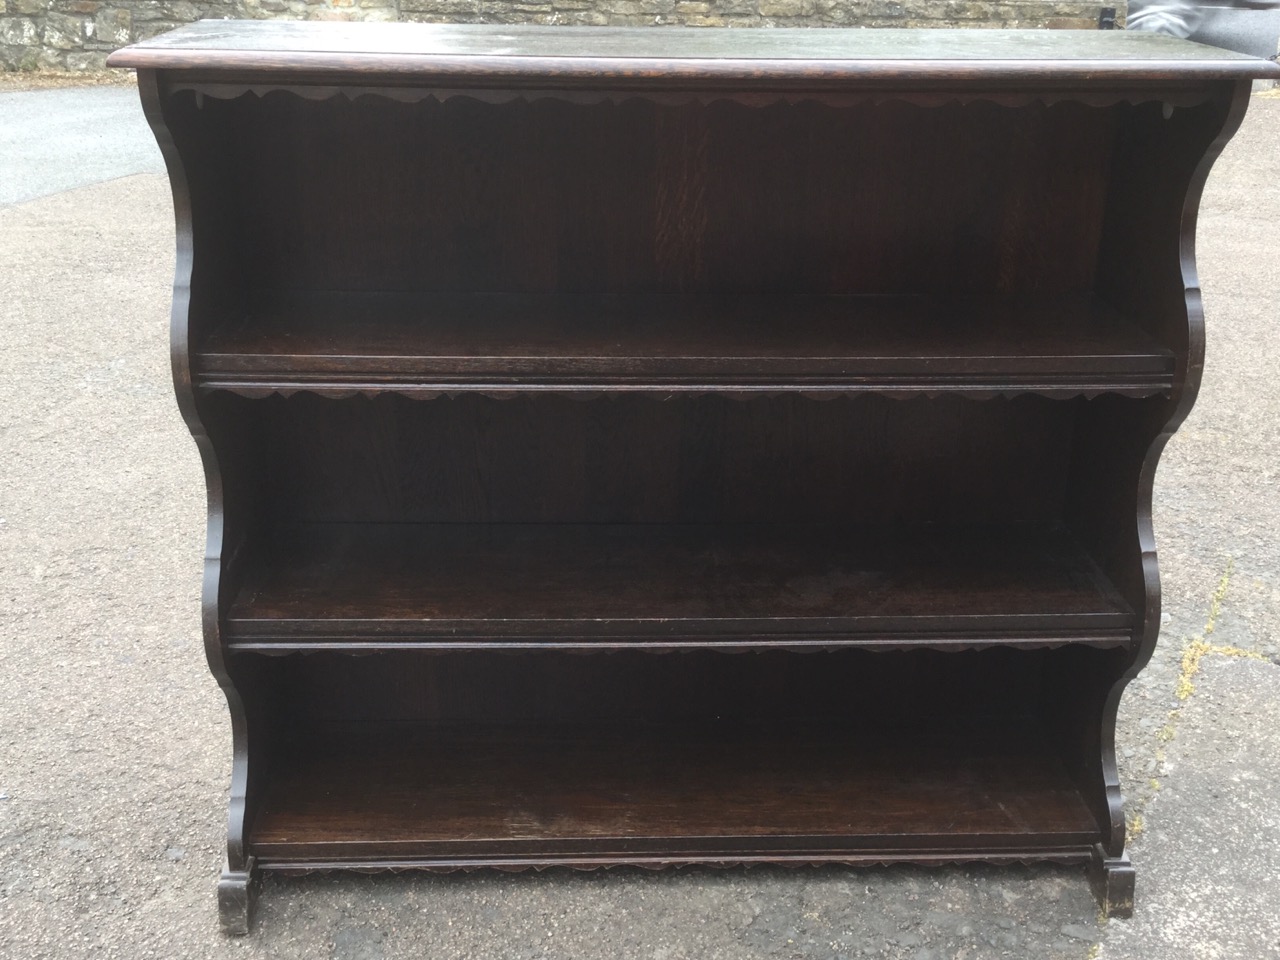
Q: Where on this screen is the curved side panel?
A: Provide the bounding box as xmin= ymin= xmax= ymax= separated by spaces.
xmin=1097 ymin=79 xmax=1254 ymax=855
xmin=138 ymin=70 xmax=252 ymax=872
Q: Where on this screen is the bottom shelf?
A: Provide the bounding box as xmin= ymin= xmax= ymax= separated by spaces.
xmin=249 ymin=720 xmax=1102 ymax=866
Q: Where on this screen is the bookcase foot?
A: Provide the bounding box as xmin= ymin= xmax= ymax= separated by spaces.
xmin=1090 ymin=845 xmax=1135 ymax=918
xmin=218 ymin=858 xmax=259 ymax=936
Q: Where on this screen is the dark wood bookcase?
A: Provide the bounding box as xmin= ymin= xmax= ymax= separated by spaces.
xmin=110 ymin=22 xmax=1278 ymax=934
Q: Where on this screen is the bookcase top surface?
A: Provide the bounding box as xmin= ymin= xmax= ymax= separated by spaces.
xmin=108 ymin=20 xmax=1280 ymax=82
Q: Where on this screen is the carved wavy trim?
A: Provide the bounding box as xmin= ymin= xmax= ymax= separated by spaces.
xmin=165 ymin=80 xmax=1217 ymax=111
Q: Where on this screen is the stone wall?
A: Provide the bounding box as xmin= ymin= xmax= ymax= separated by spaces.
xmin=1 ymin=0 xmax=1125 ymax=71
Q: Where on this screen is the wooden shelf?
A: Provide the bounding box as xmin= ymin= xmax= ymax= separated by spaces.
xmin=250 ymin=720 xmax=1102 ymax=866
xmin=196 ymin=293 xmax=1174 ymax=398
xmin=226 ymin=522 xmax=1134 ymax=652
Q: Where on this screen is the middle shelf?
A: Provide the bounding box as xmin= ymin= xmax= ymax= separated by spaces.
xmin=195 ymin=292 xmax=1174 ymax=398
xmin=225 ymin=522 xmax=1135 ymax=653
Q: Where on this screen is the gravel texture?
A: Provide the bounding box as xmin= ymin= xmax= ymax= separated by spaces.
xmin=0 ymin=90 xmax=1277 ymax=958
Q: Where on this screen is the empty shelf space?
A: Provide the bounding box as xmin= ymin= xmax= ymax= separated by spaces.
xmin=225 ymin=523 xmax=1135 ymax=651
xmin=195 ymin=293 xmax=1174 ymax=396
xmin=248 ymin=720 xmax=1103 ymax=865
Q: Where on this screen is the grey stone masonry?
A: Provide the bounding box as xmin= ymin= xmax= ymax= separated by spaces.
xmin=3 ymin=0 xmax=1126 ymax=71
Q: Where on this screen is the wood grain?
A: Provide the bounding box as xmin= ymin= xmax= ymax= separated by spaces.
xmin=226 ymin=522 xmax=1133 ymax=650
xmin=250 ymin=720 xmax=1102 ymax=862
xmin=165 ymin=93 xmax=1119 ymax=302
xmin=196 ymin=292 xmax=1174 ymax=397
xmin=107 ymin=22 xmax=1280 ymax=84
xmin=231 ymin=392 xmax=1084 ymax=527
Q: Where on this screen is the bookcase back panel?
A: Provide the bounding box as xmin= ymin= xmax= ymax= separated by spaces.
xmin=221 ymin=392 xmax=1078 ymax=525
xmin=263 ymin=647 xmax=1053 ymax=728
xmin=170 ymin=91 xmax=1115 ymax=298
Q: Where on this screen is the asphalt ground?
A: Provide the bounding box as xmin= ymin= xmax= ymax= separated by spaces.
xmin=0 ymin=86 xmax=164 ymax=207
xmin=1 ymin=86 xmax=1278 ymax=959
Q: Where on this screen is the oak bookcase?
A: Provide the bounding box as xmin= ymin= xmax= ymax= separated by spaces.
xmin=109 ymin=22 xmax=1278 ymax=933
